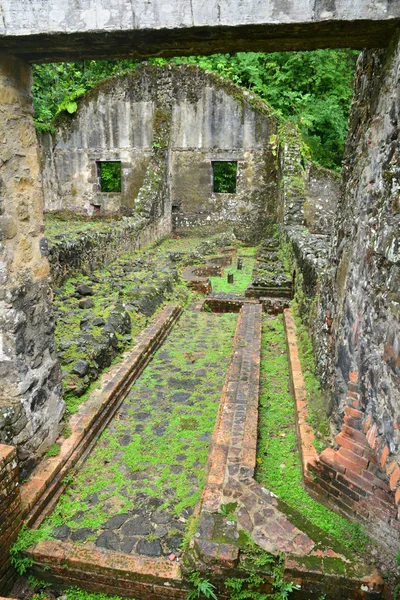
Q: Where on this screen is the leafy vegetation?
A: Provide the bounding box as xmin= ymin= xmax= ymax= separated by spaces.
xmin=225 ymin=540 xmax=295 ymax=600
xmin=46 ymin=442 xmax=61 ymax=458
xmin=11 ymin=525 xmax=54 ymax=575
xmin=213 ymin=161 xmax=237 ymax=193
xmin=99 ymin=161 xmax=122 ymax=193
xmin=187 ymin=572 xmax=218 ymax=600
xmin=256 ymin=315 xmax=369 ymax=551
xmin=32 ymin=50 xmax=359 ymax=169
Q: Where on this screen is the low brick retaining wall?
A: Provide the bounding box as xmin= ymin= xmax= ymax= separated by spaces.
xmin=283 ymin=309 xmax=400 ymax=554
xmin=0 ymin=445 xmax=22 ymax=595
xmin=26 ymin=540 xmax=188 ymax=599
xmin=203 ymin=295 xmax=259 ymax=313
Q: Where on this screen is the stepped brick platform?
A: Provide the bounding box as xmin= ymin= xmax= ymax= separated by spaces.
xmin=182 ymin=265 xmax=211 ymax=293
xmin=283 ymin=309 xmax=400 ymax=554
xmin=203 ymin=295 xmax=259 ymax=313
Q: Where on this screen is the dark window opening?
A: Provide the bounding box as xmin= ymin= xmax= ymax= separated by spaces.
xmin=212 ymin=161 xmax=237 ymax=194
xmin=98 ymin=161 xmax=122 ymax=193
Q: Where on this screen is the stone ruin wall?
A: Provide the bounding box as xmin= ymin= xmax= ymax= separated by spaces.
xmin=0 ymin=55 xmax=63 ymax=476
xmin=39 ymin=64 xmax=279 ymax=244
xmin=328 ymin=36 xmax=400 ymax=462
xmin=283 ymin=35 xmax=400 ymax=481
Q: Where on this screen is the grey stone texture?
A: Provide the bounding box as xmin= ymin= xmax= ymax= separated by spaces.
xmin=304 ymin=163 xmax=340 ymax=234
xmin=0 ymin=0 xmax=399 ymax=61
xmin=39 ymin=65 xmax=279 ymax=243
xmin=48 ymin=216 xmax=170 ymax=286
xmin=282 ymin=34 xmax=400 ymax=464
xmin=329 ymin=36 xmax=400 ymax=451
xmin=0 ymin=54 xmax=63 ymax=475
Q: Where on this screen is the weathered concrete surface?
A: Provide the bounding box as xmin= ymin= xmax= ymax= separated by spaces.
xmin=0 ymin=1 xmax=400 ymax=61
xmin=0 ymin=54 xmax=63 ymax=475
xmin=40 ymin=65 xmax=278 ymax=242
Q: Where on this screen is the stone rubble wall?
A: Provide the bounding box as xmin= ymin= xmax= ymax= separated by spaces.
xmin=0 ymin=54 xmax=64 ymax=477
xmin=48 ymin=216 xmax=170 ymax=288
xmin=328 ymin=36 xmax=400 ymax=466
xmin=39 ymin=64 xmax=278 ymax=243
xmin=304 ymin=163 xmax=340 ymax=234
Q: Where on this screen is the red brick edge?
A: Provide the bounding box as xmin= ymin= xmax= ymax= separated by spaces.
xmin=25 ymin=540 xmax=188 ymax=600
xmin=283 ymin=309 xmax=400 ymax=552
xmin=21 ymin=304 xmax=182 ymax=529
xmin=0 ymin=444 xmax=22 ymax=595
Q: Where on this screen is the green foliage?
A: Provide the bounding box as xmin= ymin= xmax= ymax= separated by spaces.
xmin=187 ymin=572 xmax=218 ymax=600
xmin=10 ymin=524 xmax=54 ymax=575
xmin=99 ymin=161 xmax=122 ymax=192
xmin=64 ymin=588 xmax=125 ymax=600
xmin=213 ymin=161 xmax=237 ymax=193
xmin=225 ymin=554 xmax=295 ymax=600
xmin=46 ymin=442 xmax=61 ymax=457
xmin=32 ymin=50 xmax=358 ymax=169
xmin=209 ymin=251 xmax=256 ymax=296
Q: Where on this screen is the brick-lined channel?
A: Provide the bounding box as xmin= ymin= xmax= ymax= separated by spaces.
xmin=39 ymin=305 xmax=237 ymax=559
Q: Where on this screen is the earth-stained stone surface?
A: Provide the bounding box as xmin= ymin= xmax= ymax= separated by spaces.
xmin=46 ymin=305 xmax=237 ymax=557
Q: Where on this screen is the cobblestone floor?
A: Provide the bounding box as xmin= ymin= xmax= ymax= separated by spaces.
xmin=46 ymin=306 xmax=237 ymax=558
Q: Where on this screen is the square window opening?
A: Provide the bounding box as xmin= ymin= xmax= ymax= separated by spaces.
xmin=98 ymin=161 xmax=122 ymax=193
xmin=212 ymin=161 xmax=237 ymax=194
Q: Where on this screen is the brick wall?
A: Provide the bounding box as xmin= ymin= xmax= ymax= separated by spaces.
xmin=284 ymin=310 xmax=400 ymax=552
xmin=306 ymin=373 xmax=400 ymax=552
xmin=0 ymin=444 xmax=22 ymax=595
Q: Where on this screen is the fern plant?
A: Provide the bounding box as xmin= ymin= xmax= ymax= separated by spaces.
xmin=186 ymin=572 xmax=218 ymax=599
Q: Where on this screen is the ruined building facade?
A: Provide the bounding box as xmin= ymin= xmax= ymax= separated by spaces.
xmin=0 ymin=14 xmax=399 ymax=556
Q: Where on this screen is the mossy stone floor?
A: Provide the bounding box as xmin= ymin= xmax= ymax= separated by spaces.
xmin=45 ymin=306 xmax=237 ymax=558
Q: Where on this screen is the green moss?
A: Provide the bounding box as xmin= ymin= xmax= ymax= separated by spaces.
xmin=46 ymin=443 xmax=61 ymax=458
xmin=39 ymin=308 xmax=237 ymax=538
xmin=209 ymin=252 xmax=256 ymax=295
xmin=256 ymin=315 xmax=369 ymax=552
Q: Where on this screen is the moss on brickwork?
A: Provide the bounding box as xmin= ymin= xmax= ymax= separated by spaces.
xmin=256 ymin=314 xmax=369 ymax=551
